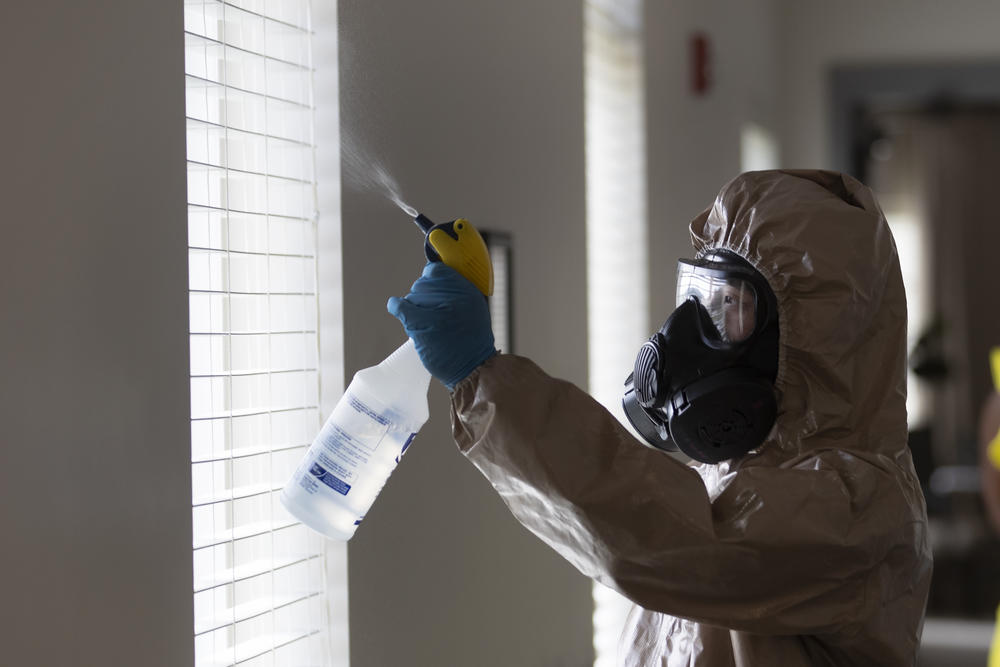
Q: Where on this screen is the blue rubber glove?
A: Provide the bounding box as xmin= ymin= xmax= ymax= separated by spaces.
xmin=387 ymin=262 xmax=497 ymax=389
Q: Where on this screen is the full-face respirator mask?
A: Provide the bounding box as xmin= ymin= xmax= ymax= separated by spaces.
xmin=623 ymin=250 xmax=780 ymax=464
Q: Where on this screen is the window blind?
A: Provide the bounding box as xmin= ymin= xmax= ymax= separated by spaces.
xmin=740 ymin=122 xmax=779 ymax=173
xmin=584 ymin=1 xmax=648 ymax=666
xmin=585 ymin=0 xmax=648 ymax=415
xmin=883 ymin=206 xmax=930 ymax=427
xmin=482 ymin=231 xmax=513 ymax=355
xmin=184 ymin=2 xmax=328 ymax=665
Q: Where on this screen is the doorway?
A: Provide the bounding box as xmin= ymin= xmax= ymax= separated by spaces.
xmin=834 ymin=64 xmax=1000 ymax=666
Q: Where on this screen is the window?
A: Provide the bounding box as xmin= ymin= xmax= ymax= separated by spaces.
xmin=883 ymin=206 xmax=930 ymax=427
xmin=584 ymin=0 xmax=648 ymax=664
xmin=482 ymin=231 xmax=514 ymax=354
xmin=184 ymin=1 xmax=330 ymax=665
xmin=740 ymin=122 xmax=779 ymax=173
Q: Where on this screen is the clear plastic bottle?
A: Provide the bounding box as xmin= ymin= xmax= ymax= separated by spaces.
xmin=281 ymin=339 xmax=430 ymax=540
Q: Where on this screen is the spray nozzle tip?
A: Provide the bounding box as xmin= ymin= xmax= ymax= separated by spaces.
xmin=414 ymin=213 xmax=435 ymax=232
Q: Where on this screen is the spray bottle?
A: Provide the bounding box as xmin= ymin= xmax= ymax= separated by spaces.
xmin=281 ymin=213 xmax=494 ymax=540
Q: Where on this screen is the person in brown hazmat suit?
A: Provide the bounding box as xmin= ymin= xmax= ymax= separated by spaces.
xmin=388 ymin=170 xmax=933 ymax=665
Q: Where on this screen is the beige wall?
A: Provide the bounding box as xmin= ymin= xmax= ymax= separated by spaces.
xmin=0 ymin=2 xmax=193 ymax=666
xmin=336 ymin=1 xmax=592 ymax=665
xmin=645 ymin=0 xmax=781 ymax=322
xmin=777 ymin=0 xmax=1000 ymax=169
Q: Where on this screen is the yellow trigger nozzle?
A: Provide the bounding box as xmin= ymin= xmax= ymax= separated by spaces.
xmin=414 ymin=214 xmax=494 ymax=297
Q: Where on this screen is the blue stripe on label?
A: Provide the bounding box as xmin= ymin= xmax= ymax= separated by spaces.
xmin=309 ymin=462 xmax=352 ymax=496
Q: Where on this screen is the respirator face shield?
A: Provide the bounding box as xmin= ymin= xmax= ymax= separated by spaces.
xmin=676 ymin=259 xmax=761 ymax=344
xmin=623 ymin=251 xmax=779 ymax=464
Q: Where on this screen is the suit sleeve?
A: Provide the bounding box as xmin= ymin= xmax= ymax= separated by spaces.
xmin=451 ymin=354 xmax=912 ymax=636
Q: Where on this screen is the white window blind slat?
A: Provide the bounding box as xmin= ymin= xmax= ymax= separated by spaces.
xmin=193 ymin=524 xmax=321 ymax=590
xmin=196 ymin=591 xmax=322 ymax=636
xmin=194 ymin=553 xmax=320 ymax=596
xmin=186 ymin=120 xmax=316 ymax=184
xmin=189 ymin=333 xmax=319 ymax=376
xmin=192 ymin=483 xmax=275 ymax=510
xmin=193 ymin=515 xmax=300 ymax=551
xmin=218 ymin=0 xmax=312 ymax=31
xmin=196 ymin=628 xmax=321 ymax=667
xmin=191 ymin=448 xmax=302 ymax=506
xmin=185 ymin=33 xmax=313 ymax=108
xmin=189 ymin=294 xmax=317 ymax=335
xmin=186 ymin=160 xmax=316 ymax=188
xmin=184 ymin=77 xmax=314 ymax=146
xmin=184 ymin=1 xmax=327 ymax=665
xmin=189 ymin=371 xmax=319 ymax=420
xmin=191 ymin=408 xmax=319 ymax=462
xmin=194 ymin=558 xmax=323 ymax=634
xmin=192 ymin=442 xmax=312 ymax=465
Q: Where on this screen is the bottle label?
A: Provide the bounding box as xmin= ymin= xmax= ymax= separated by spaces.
xmin=311 ymin=390 xmax=393 ymax=496
xmin=308 ymin=462 xmax=351 ymax=496
xmin=346 ymin=395 xmax=391 ymax=436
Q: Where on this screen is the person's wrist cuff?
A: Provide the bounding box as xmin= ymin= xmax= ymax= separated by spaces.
xmin=444 ymin=348 xmax=499 ymax=390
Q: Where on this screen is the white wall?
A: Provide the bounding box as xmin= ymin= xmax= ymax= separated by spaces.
xmin=0 ymin=2 xmax=193 ymax=666
xmin=778 ymin=0 xmax=1000 ymax=168
xmin=645 ymin=0 xmax=781 ymax=322
xmin=336 ymin=1 xmax=593 ymax=665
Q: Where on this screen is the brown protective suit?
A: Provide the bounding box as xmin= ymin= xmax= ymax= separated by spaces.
xmin=451 ymin=171 xmax=932 ymax=665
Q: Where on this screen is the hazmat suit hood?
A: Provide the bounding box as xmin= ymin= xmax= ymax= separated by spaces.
xmin=690 ymin=169 xmax=909 ymax=468
xmin=450 ymin=169 xmax=932 ymax=666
